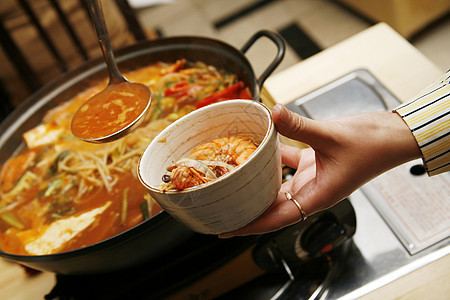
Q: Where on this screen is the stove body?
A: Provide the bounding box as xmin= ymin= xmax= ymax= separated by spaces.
xmin=280 ymin=69 xmax=450 ymax=299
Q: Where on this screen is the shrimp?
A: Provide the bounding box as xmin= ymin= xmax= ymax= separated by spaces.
xmin=169 ymin=166 xmax=210 ymax=190
xmin=161 ymin=136 xmax=257 ymax=191
xmin=189 ymin=136 xmax=257 ymax=165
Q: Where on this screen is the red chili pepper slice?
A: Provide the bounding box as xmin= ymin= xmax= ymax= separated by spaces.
xmin=195 ymin=81 xmax=248 ymax=108
xmin=239 ymin=88 xmax=252 ymax=100
xmin=164 ymin=81 xmax=189 ymax=97
xmin=161 ymin=59 xmax=186 ymax=75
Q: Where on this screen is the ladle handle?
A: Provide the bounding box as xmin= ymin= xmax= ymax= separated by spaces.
xmin=86 ymin=0 xmax=126 ymax=84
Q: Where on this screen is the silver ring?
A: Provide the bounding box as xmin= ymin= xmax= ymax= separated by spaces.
xmin=285 ymin=192 xmax=307 ymax=221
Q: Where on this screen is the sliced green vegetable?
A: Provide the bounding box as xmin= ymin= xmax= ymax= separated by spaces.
xmin=151 ymin=91 xmax=163 ymax=121
xmin=8 ymin=171 xmax=36 ymax=198
xmin=1 ymin=212 xmax=25 ymax=229
xmin=49 ymin=150 xmax=69 ymax=175
xmin=111 ymin=143 xmax=125 ymax=161
xmin=44 ymin=178 xmax=63 ymax=197
xmin=140 ymin=201 xmax=150 ymax=221
xmin=188 ymin=75 xmax=196 ymax=83
xmin=121 ymin=188 xmax=129 ymax=225
xmin=60 ymin=135 xmax=76 ymax=140
xmin=165 ymin=80 xmax=176 ymax=88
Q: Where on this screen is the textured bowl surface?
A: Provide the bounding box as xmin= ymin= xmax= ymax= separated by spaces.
xmin=138 ymin=100 xmax=281 ymax=234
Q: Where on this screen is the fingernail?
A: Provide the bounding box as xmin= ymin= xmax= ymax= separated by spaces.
xmin=272 ymin=104 xmax=282 ymax=113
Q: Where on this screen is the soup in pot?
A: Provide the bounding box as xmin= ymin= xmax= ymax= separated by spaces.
xmin=0 ymin=59 xmax=252 ymax=255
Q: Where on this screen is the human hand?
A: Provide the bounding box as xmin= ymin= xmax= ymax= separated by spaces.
xmin=219 ymin=104 xmax=421 ymax=238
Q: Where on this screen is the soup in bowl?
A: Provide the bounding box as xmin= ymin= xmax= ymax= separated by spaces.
xmin=138 ymin=100 xmax=282 ymax=234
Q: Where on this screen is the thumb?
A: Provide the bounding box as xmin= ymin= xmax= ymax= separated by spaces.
xmin=272 ymin=104 xmax=331 ymax=149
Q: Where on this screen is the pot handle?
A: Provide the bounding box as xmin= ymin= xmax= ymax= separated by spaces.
xmin=241 ymin=30 xmax=286 ymax=89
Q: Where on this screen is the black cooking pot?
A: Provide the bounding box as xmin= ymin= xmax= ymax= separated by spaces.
xmin=0 ymin=30 xmax=285 ymax=274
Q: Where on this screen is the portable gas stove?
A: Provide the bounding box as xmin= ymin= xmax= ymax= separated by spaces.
xmin=45 ymin=69 xmax=449 ymax=300
xmin=283 ymin=69 xmax=449 ymax=299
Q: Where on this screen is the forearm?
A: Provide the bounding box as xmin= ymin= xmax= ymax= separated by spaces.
xmin=394 ymin=71 xmax=450 ymax=175
xmin=317 ymin=111 xmax=422 ymax=188
xmin=350 ymin=111 xmax=422 ymax=175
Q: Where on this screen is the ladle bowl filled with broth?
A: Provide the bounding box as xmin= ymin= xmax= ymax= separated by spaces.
xmin=0 ymin=31 xmax=285 ymax=274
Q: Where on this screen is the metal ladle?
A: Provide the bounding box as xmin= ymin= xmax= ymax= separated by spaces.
xmin=70 ymin=0 xmax=151 ymax=143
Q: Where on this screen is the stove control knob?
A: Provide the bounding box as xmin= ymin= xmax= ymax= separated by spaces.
xmin=300 ymin=213 xmax=347 ymax=256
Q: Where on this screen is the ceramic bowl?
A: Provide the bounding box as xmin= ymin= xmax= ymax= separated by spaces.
xmin=138 ymin=100 xmax=281 ymax=234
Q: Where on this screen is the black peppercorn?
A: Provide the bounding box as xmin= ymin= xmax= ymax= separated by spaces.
xmin=162 ymin=174 xmax=171 ymax=182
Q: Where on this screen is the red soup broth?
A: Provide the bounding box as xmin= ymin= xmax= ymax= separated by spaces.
xmin=0 ymin=59 xmax=251 ymax=255
xmin=71 ymin=82 xmax=150 ymax=140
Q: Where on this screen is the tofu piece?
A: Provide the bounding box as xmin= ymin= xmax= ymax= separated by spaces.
xmin=23 ymin=123 xmax=64 ymax=149
xmin=23 ymin=202 xmax=111 ymax=255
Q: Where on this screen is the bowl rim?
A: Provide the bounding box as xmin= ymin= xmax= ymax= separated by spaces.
xmin=138 ymin=99 xmax=273 ymax=194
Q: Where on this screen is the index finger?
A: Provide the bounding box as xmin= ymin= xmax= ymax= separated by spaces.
xmin=280 ymin=143 xmax=302 ymax=168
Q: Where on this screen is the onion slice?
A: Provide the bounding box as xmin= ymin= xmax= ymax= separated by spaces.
xmin=167 ymin=158 xmax=217 ymax=179
xmin=198 ymin=160 xmax=235 ymax=172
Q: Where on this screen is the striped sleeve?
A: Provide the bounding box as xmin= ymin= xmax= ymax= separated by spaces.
xmin=394 ymin=71 xmax=450 ymax=176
